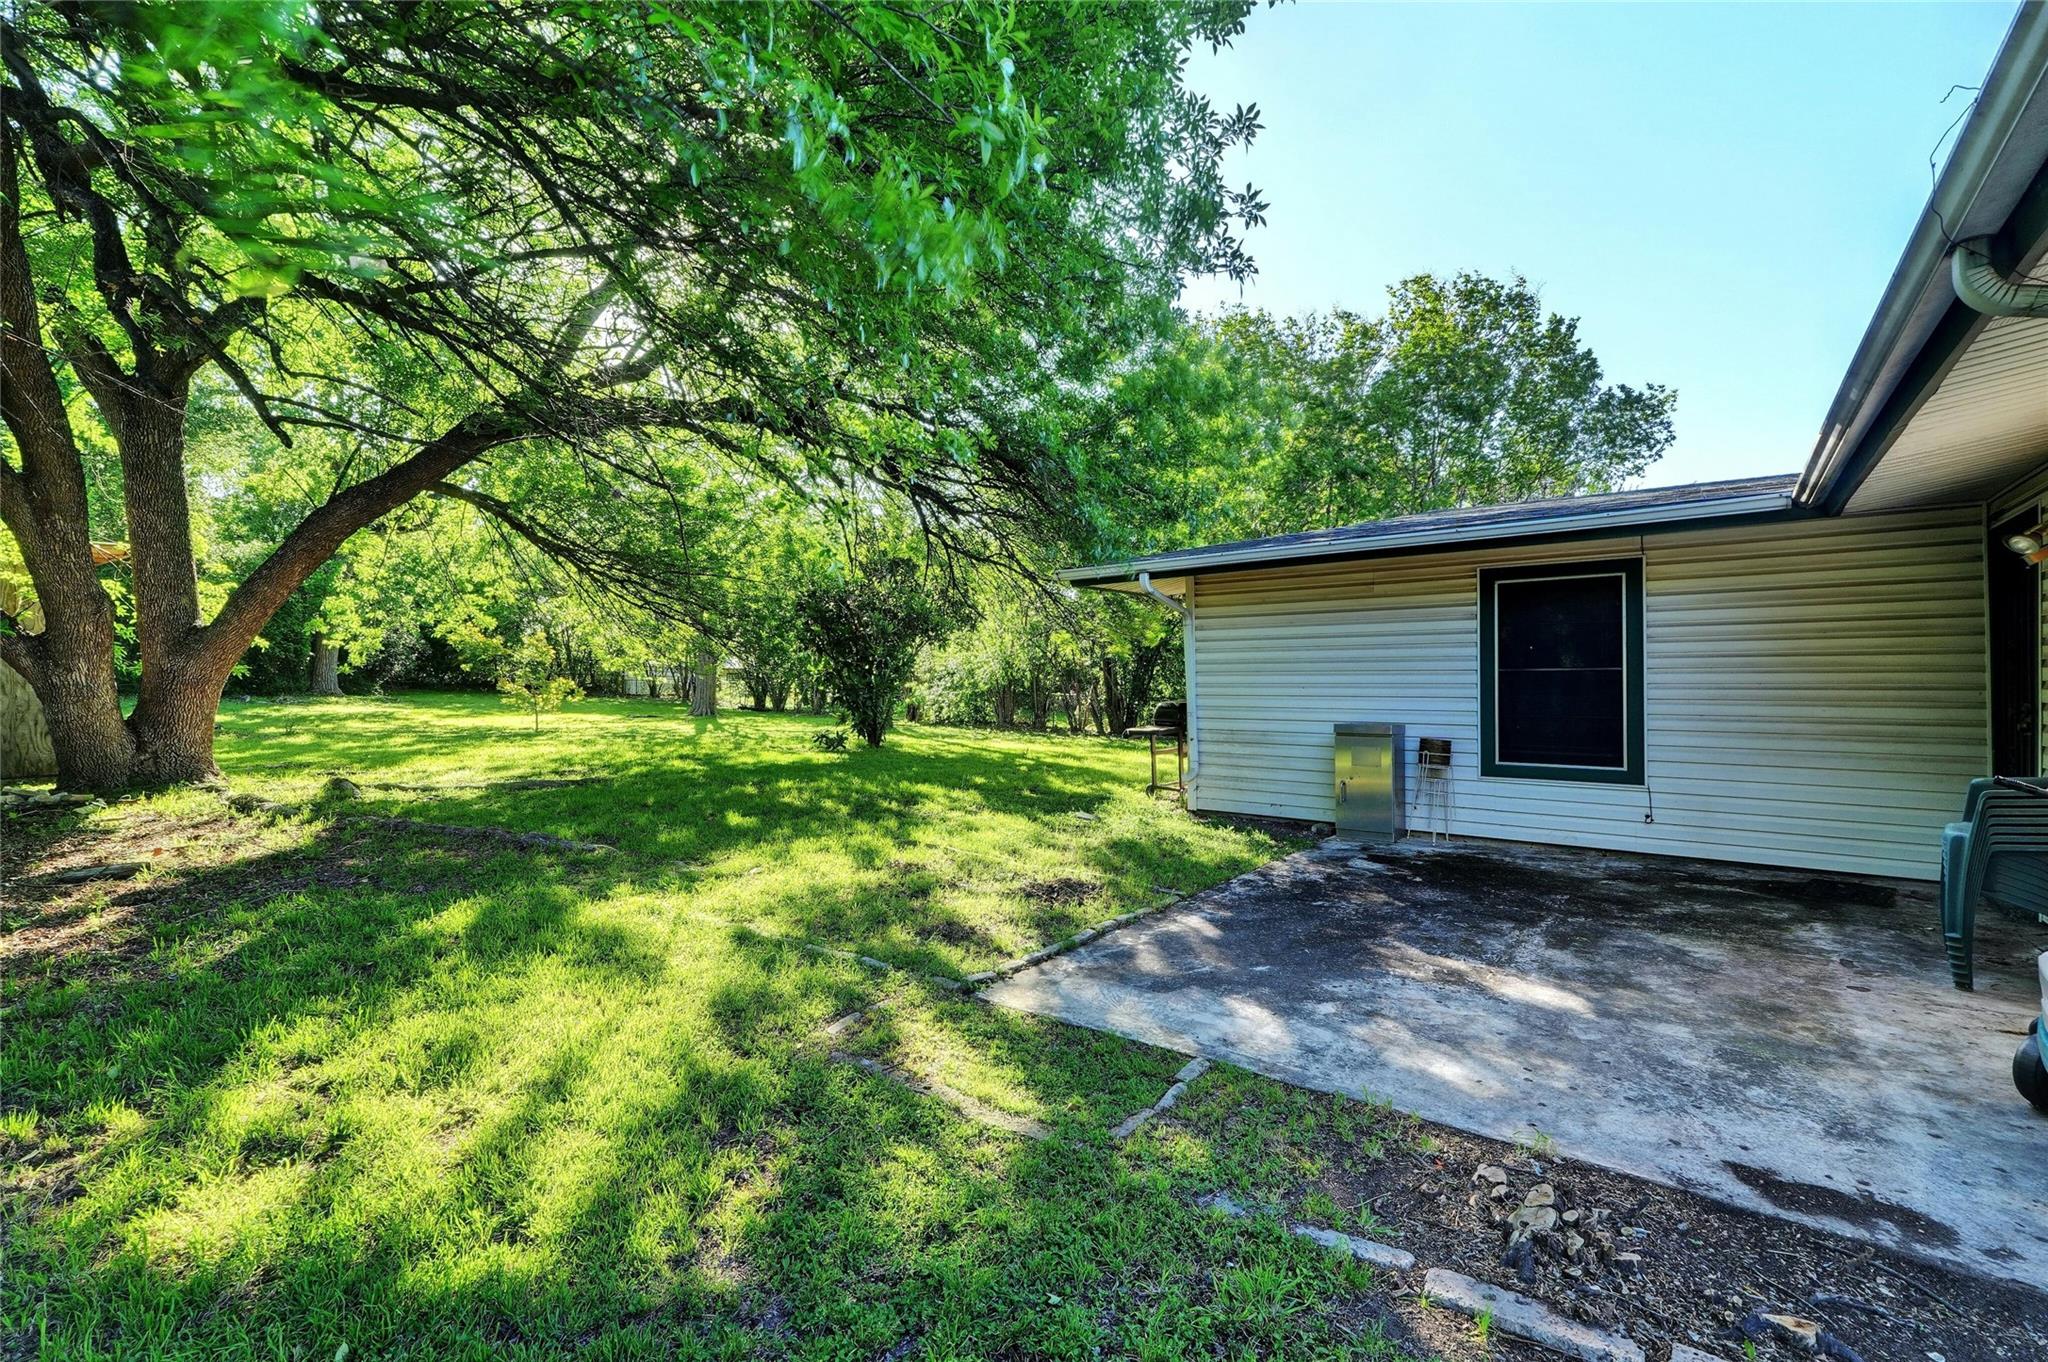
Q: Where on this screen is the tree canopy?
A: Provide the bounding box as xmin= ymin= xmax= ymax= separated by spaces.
xmin=1084 ymin=274 xmax=1678 ymax=555
xmin=1 ymin=0 xmax=1264 ymax=788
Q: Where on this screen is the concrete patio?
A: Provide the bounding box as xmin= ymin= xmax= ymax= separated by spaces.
xmin=983 ymin=837 xmax=2048 ymax=1286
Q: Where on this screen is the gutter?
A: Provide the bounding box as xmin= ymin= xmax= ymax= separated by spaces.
xmin=1798 ymin=1 xmax=2048 ymax=509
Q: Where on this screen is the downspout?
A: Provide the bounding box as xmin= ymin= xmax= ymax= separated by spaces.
xmin=1135 ymin=571 xmax=1187 ymax=618
xmin=1952 ymin=238 xmax=2048 ymax=317
xmin=1136 ymin=572 xmax=1199 ymax=808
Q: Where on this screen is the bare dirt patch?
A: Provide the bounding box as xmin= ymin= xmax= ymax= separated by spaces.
xmin=913 ymin=917 xmax=999 ymax=952
xmin=1018 ymin=875 xmax=1098 ymax=906
xmin=1163 ymin=1098 xmax=2047 ymax=1362
xmin=3 ymin=808 xmax=281 ymax=977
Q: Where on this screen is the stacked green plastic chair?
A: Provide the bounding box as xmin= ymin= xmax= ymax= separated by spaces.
xmin=1941 ymin=776 xmax=2048 ymax=990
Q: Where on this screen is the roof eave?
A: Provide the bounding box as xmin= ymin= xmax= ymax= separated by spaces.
xmin=1060 ymin=489 xmax=1805 ymax=588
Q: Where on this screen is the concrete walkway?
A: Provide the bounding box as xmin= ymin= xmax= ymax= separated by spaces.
xmin=983 ymin=838 xmax=2048 ymax=1286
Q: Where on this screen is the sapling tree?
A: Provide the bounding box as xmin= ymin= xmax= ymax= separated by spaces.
xmin=496 ymin=629 xmax=582 ymax=733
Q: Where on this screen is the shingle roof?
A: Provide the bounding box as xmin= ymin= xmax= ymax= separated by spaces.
xmin=1061 ymin=474 xmax=1804 ymax=585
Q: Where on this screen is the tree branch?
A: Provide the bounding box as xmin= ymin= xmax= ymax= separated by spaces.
xmin=0 ymin=629 xmax=40 ymax=686
xmin=0 ymin=21 xmax=152 ymax=358
xmin=193 ymin=407 xmax=536 ymax=679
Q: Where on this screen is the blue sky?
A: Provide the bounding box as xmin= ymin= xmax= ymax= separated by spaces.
xmin=1179 ymin=2 xmax=2021 ymax=486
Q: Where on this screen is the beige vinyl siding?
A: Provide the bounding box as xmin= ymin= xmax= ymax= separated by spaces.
xmin=1187 ymin=506 xmax=1987 ymax=880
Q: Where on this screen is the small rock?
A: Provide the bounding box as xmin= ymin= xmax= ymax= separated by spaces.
xmin=320 ymin=776 xmax=362 ymax=800
xmin=1523 ymin=1182 xmax=1556 ymax=1208
xmin=1562 ymin=1208 xmax=1582 ymax=1224
xmin=52 ymin=862 xmax=145 ymax=884
xmin=1756 ymin=1313 xmax=1821 ymax=1353
xmin=1612 ymin=1253 xmax=1642 ymax=1276
xmin=1474 ymin=1164 xmax=1509 ymax=1186
xmin=1507 ymin=1205 xmax=1559 ymax=1241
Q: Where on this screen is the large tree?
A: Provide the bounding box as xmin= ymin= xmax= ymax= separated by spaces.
xmin=0 ymin=0 xmax=1261 ymax=790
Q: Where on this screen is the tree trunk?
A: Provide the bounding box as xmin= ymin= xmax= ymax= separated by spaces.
xmin=34 ymin=641 xmax=136 ymax=792
xmin=125 ymin=668 xmax=225 ymax=786
xmin=309 ymin=633 xmax=343 ymax=696
xmin=689 ymin=638 xmax=717 ymax=717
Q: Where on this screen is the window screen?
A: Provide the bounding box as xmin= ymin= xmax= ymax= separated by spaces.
xmin=1480 ymin=559 xmax=1643 ymax=783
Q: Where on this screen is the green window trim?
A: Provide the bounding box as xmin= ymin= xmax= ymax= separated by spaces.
xmin=1477 ymin=557 xmax=1645 ymax=786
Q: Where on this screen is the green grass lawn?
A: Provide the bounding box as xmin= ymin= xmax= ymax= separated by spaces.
xmin=4 ymin=694 xmax=1424 ymax=1361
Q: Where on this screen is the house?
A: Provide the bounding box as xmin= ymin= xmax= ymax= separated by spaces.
xmin=1064 ymin=5 xmax=2048 ymax=882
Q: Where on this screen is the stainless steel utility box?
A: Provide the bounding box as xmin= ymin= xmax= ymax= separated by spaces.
xmin=1334 ymin=722 xmax=1405 ymax=842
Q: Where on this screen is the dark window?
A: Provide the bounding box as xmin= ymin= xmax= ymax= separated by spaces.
xmin=1480 ymin=559 xmax=1643 ymax=784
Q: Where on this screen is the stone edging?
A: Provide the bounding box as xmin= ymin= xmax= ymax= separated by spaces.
xmin=796 ymin=886 xmax=1192 ymax=997
xmin=1110 ymin=1057 xmax=1211 ymax=1139
xmin=814 ymin=1003 xmax=1713 ymax=1362
xmin=816 ymin=1006 xmax=1050 ymax=1140
xmin=798 ymin=943 xmax=967 ymax=991
xmin=829 ymin=1049 xmax=1052 ymax=1141
xmin=1200 ymin=1190 xmax=1417 ymax=1271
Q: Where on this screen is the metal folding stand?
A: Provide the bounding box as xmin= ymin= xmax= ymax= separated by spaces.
xmin=1415 ymin=737 xmax=1454 ymax=842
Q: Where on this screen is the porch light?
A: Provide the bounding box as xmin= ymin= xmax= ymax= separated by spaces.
xmin=2004 ymin=523 xmax=2048 ymax=564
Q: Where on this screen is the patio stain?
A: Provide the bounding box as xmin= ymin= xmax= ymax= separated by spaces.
xmin=1722 ymin=1160 xmax=1961 ymax=1249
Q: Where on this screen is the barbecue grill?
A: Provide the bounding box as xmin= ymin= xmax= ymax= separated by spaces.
xmin=1124 ymin=701 xmax=1187 ymax=797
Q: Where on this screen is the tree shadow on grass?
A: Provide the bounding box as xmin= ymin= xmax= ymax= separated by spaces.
xmin=5 ymin=801 xmax=1394 ymax=1361
xmin=5 ymin=697 xmax=1355 ymax=1359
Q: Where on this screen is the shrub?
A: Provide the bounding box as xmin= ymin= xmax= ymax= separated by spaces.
xmin=796 ymin=558 xmax=957 ymax=747
xmin=811 ymin=729 xmax=850 ymax=753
